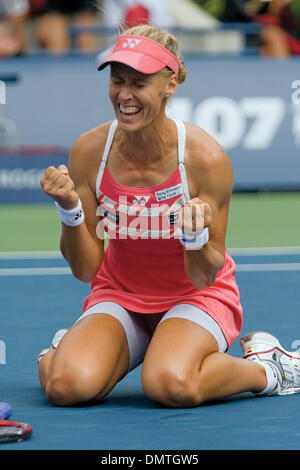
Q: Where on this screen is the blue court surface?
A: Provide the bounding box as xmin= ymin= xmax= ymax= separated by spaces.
xmin=1 ymin=248 xmax=300 ymax=451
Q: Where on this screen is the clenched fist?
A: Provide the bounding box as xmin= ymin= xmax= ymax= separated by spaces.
xmin=178 ymin=197 xmax=212 ymax=236
xmin=40 ymin=164 xmax=79 ymax=210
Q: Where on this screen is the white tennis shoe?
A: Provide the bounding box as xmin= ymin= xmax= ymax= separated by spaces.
xmin=240 ymin=331 xmax=300 ymax=395
xmin=38 ymin=329 xmax=68 ymax=362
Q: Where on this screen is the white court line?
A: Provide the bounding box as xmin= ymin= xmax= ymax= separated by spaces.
xmin=1 ymin=246 xmax=300 ymax=260
xmin=236 ymin=263 xmax=300 ymax=272
xmin=0 ymin=267 xmax=71 ymax=276
xmin=1 ymin=263 xmax=300 ymax=276
xmin=0 ymin=251 xmax=62 ymax=259
xmin=229 ymin=247 xmax=300 ymax=256
xmin=1 ymin=247 xmax=300 ymax=276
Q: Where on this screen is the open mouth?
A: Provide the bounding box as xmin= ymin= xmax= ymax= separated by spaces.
xmin=118 ymin=103 xmax=142 ymax=119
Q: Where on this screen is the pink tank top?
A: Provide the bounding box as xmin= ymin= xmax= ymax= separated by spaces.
xmin=83 ymin=120 xmax=243 ymax=347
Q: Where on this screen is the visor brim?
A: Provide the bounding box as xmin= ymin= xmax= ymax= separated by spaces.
xmin=97 ymin=50 xmax=168 ymax=74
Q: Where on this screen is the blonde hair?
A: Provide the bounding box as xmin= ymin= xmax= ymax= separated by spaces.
xmin=120 ymin=24 xmax=187 ymax=84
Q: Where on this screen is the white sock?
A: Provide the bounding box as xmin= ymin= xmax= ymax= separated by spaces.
xmin=38 ymin=348 xmax=50 ymax=363
xmin=257 ymin=361 xmax=280 ymax=395
xmin=38 ymin=329 xmax=67 ymax=363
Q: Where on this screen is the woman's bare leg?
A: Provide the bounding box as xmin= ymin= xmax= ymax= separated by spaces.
xmin=39 ymin=313 xmax=130 ymax=406
xmin=142 ymin=318 xmax=267 ymax=408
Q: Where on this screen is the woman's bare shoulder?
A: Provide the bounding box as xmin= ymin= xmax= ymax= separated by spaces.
xmin=185 ymin=122 xmax=228 ymax=166
xmin=70 ymin=121 xmax=114 ymax=160
xmin=184 ymin=121 xmax=234 ymax=201
xmin=67 ymin=121 xmax=114 ymax=186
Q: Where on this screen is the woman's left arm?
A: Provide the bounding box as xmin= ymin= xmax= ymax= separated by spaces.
xmin=180 ymin=144 xmax=234 ymax=290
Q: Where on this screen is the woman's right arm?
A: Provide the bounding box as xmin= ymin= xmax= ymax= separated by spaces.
xmin=40 ymin=133 xmax=104 ymax=283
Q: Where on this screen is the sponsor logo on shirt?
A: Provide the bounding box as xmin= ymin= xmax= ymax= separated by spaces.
xmin=155 ymin=183 xmax=183 ymax=202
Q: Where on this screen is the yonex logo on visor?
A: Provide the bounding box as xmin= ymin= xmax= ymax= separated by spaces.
xmin=98 ymin=35 xmax=179 ymax=76
xmin=122 ymin=38 xmax=141 ymax=48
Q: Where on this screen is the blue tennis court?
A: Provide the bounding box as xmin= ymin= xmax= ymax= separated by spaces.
xmin=1 ymin=249 xmax=300 ymax=451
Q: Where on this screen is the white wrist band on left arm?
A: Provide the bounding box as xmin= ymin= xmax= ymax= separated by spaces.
xmin=54 ymin=199 xmax=85 ymax=227
xmin=179 ymin=227 xmax=209 ymax=250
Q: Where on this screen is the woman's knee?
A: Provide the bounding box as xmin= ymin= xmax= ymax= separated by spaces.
xmin=45 ymin=364 xmax=107 ymax=406
xmin=141 ymin=364 xmax=202 ymax=408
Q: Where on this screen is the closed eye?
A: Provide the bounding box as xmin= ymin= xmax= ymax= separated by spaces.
xmin=110 ymin=79 xmax=123 ymax=85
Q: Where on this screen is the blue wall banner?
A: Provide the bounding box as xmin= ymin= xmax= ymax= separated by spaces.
xmin=0 ymin=154 xmax=68 ymax=203
xmin=0 ymin=54 xmax=300 ymax=202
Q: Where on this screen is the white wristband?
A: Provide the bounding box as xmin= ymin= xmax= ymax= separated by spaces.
xmin=55 ymin=199 xmax=85 ymax=227
xmin=179 ymin=227 xmax=209 ymax=250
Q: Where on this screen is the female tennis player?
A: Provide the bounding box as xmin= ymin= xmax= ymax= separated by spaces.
xmin=39 ymin=25 xmax=300 ymax=407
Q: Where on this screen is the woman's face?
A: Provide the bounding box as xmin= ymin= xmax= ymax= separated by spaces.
xmin=109 ymin=62 xmax=177 ymax=131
